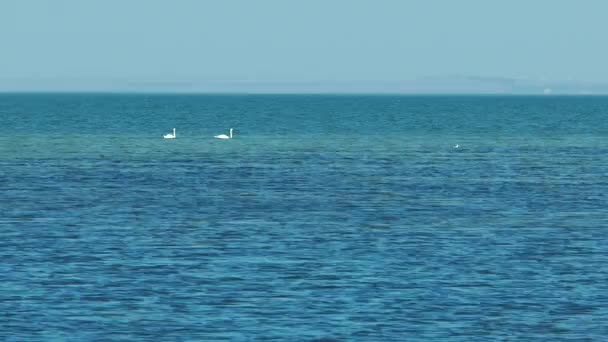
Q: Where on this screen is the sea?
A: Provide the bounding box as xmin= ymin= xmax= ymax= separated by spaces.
xmin=1 ymin=94 xmax=607 ymax=341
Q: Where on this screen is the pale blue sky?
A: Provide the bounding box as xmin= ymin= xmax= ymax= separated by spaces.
xmin=1 ymin=0 xmax=607 ymax=92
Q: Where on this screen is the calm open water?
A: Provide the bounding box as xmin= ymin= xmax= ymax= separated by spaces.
xmin=1 ymin=94 xmax=607 ymax=341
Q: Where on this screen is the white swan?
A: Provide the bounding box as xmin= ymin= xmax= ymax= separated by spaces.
xmin=164 ymin=128 xmax=176 ymax=139
xmin=214 ymin=128 xmax=233 ymax=139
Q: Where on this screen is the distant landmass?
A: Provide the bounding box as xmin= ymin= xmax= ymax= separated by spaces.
xmin=2 ymin=76 xmax=608 ymax=94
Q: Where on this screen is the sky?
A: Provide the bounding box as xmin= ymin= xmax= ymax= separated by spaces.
xmin=1 ymin=0 xmax=607 ymax=93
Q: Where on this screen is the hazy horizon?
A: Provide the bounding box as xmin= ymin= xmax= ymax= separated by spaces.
xmin=2 ymin=76 xmax=608 ymax=95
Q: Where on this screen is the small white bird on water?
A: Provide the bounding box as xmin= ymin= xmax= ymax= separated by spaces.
xmin=163 ymin=128 xmax=176 ymax=139
xmin=214 ymin=128 xmax=234 ymax=139
xmin=454 ymin=144 xmax=459 ymax=149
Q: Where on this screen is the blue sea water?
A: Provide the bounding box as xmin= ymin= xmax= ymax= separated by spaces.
xmin=1 ymin=94 xmax=607 ymax=341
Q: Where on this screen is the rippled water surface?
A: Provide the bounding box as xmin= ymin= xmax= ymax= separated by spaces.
xmin=1 ymin=94 xmax=607 ymax=340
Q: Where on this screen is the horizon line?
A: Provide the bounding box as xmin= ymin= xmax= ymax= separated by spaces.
xmin=1 ymin=90 xmax=608 ymax=96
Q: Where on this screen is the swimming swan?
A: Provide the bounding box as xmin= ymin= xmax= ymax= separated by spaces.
xmin=164 ymin=128 xmax=176 ymax=139
xmin=214 ymin=128 xmax=233 ymax=139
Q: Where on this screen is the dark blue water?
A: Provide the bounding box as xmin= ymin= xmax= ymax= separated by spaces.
xmin=1 ymin=94 xmax=607 ymax=341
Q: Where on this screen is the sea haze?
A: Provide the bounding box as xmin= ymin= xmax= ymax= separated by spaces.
xmin=1 ymin=94 xmax=607 ymax=340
